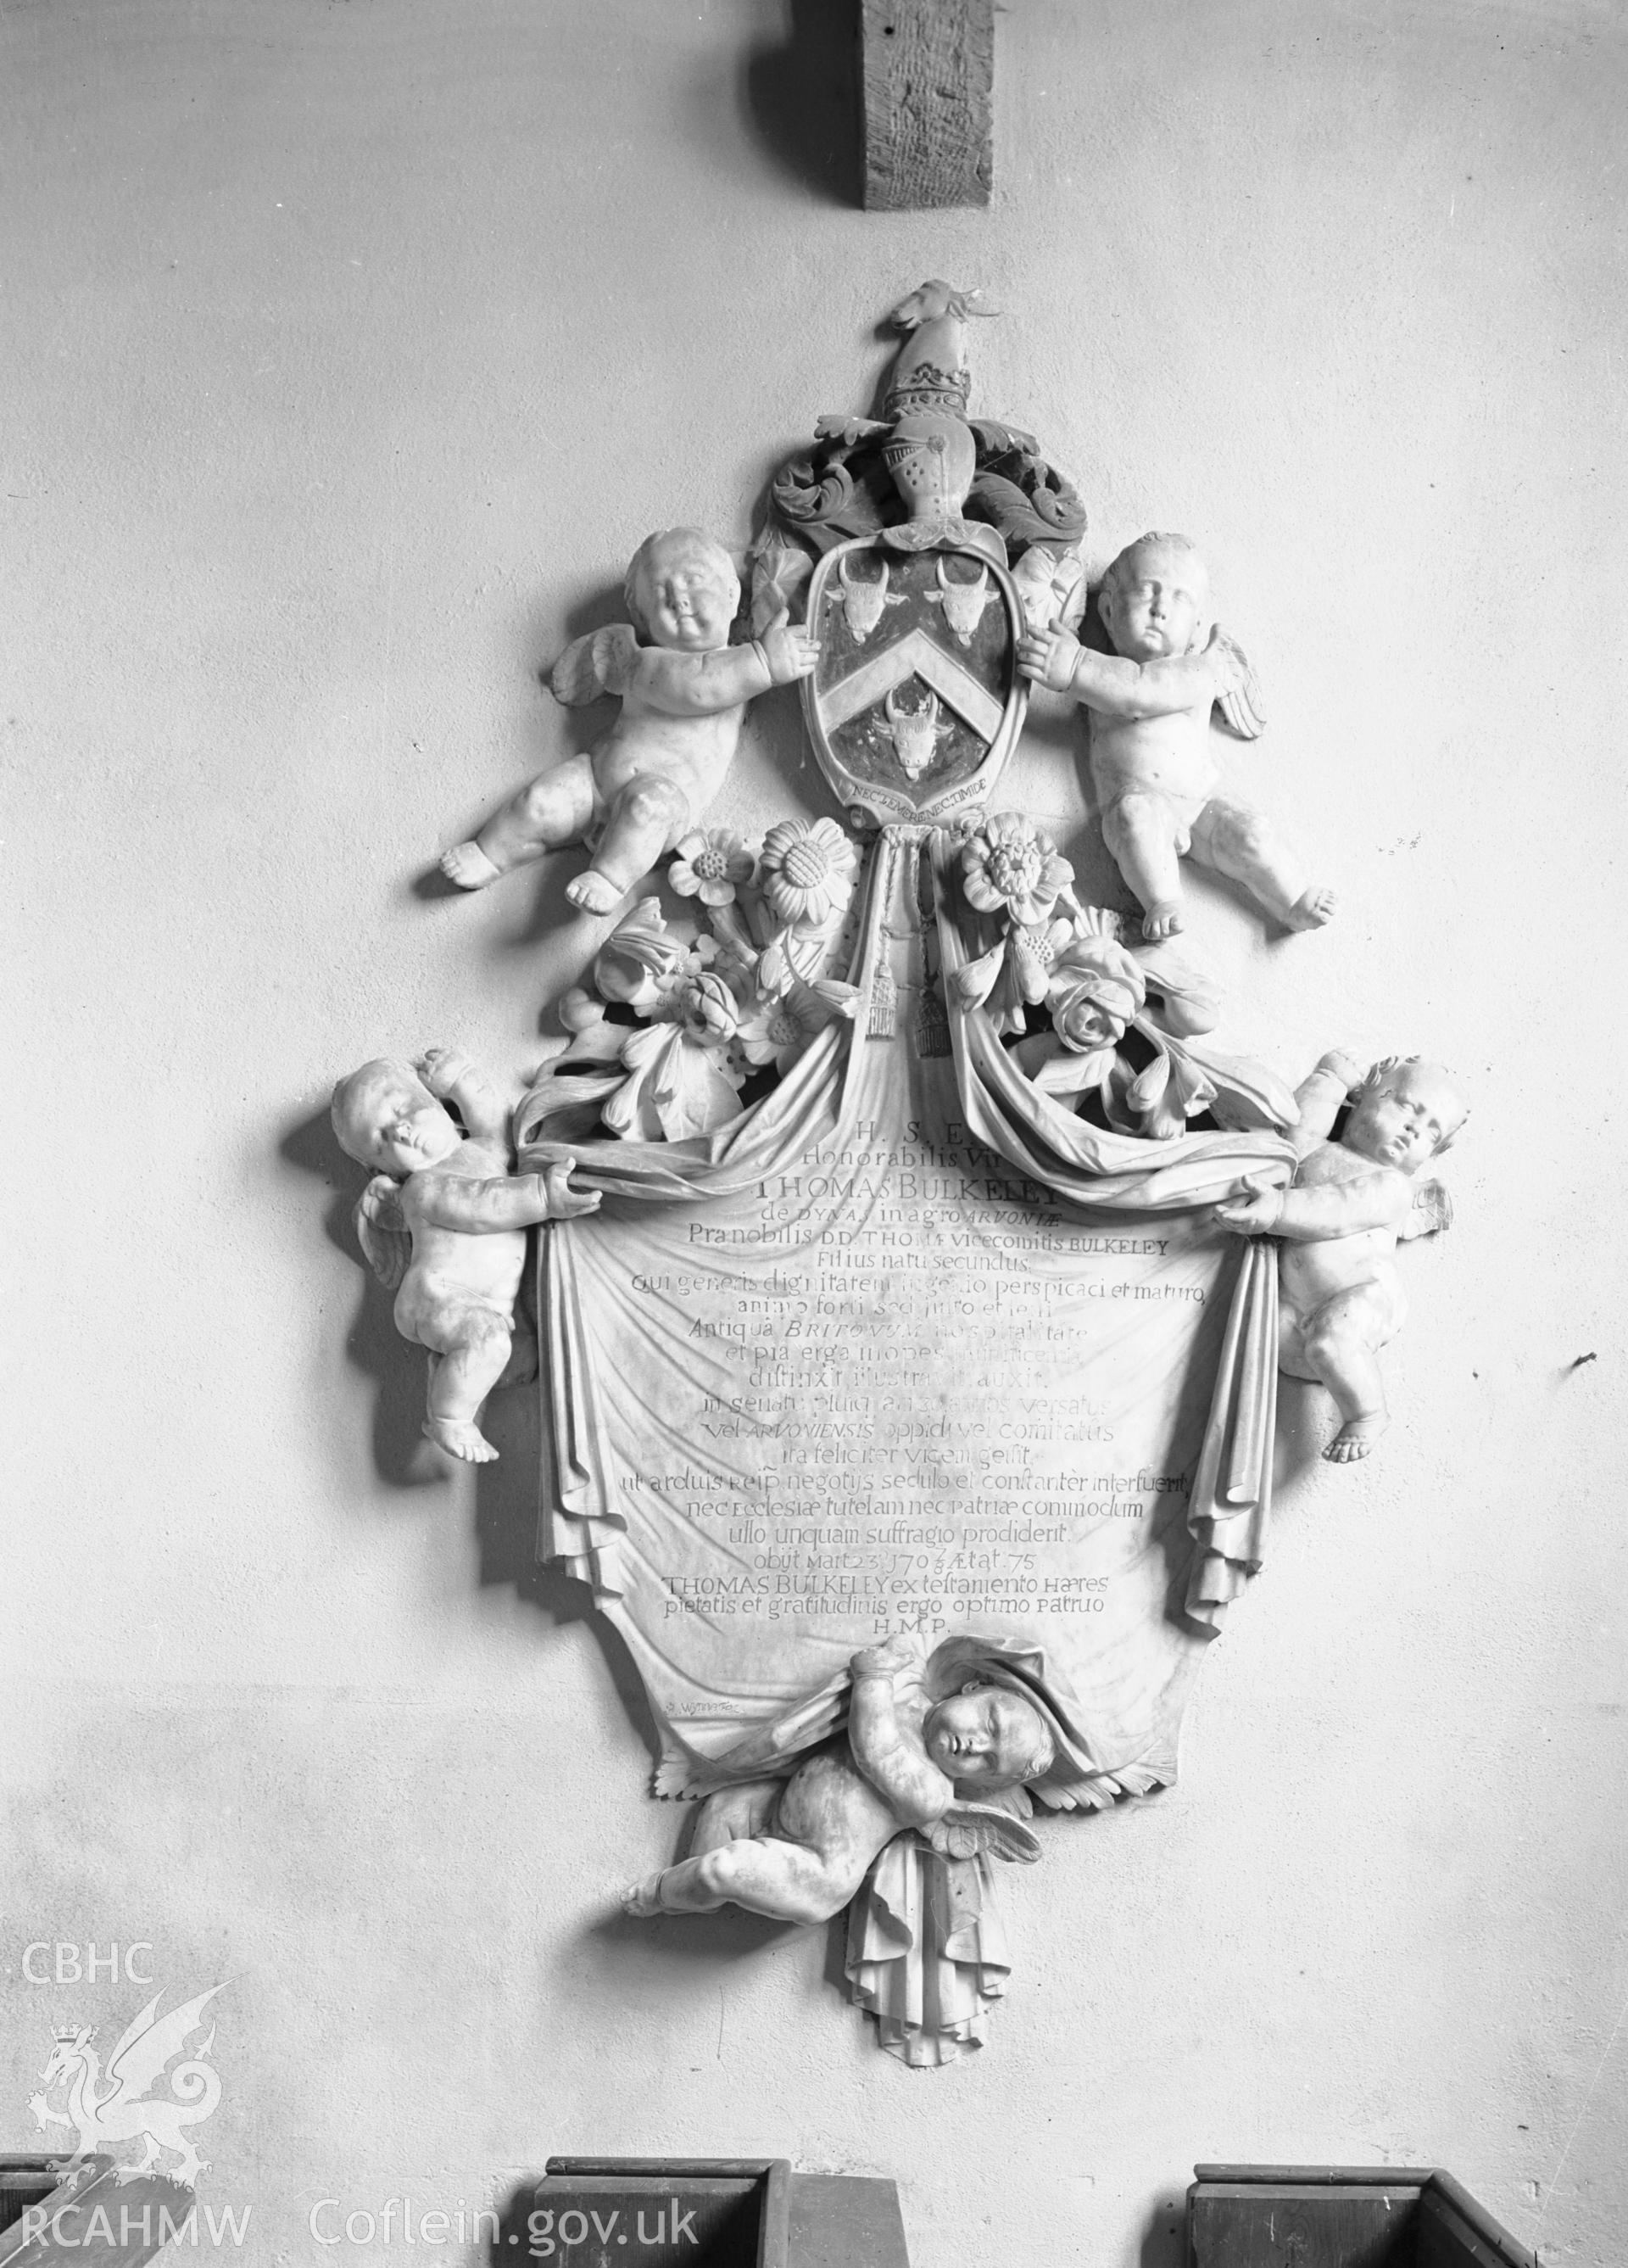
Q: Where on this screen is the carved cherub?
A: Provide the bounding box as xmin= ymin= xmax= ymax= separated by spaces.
xmin=623 ymin=1634 xmax=1055 ymax=1925
xmin=440 ymin=528 xmax=817 ymax=917
xmin=332 ymin=1047 xmax=599 ymax=1463
xmin=1018 ymin=532 xmax=1334 ymax=941
xmin=1215 ymin=1051 xmax=1469 ymax=1462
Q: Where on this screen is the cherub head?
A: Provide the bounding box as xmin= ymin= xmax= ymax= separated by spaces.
xmin=923 ymin=1679 xmax=1057 ymax=1790
xmin=332 ymin=1058 xmax=462 ymax=1179
xmin=1343 ymin=1055 xmax=1468 ymax=1175
xmin=624 ymin=528 xmax=740 ymax=653
xmin=1097 ymin=533 xmax=1211 ymax=663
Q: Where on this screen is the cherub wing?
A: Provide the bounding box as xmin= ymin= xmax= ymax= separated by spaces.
xmin=1212 ymin=627 xmax=1266 ymax=740
xmin=1401 ymin=1178 xmax=1453 ymax=1240
xmin=355 ymin=1176 xmax=411 ymax=1291
xmin=549 ymin=623 xmax=639 ymax=707
xmin=103 ymin=1986 xmax=223 ymax=2104
xmin=923 ymin=1799 xmax=1043 ymax=1865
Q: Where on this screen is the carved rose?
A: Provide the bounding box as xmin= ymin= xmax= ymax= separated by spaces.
xmin=960 ymin=813 xmax=1073 ymax=928
xmin=1045 ymin=913 xmax=1147 ymax=1051
xmin=759 ymin=817 xmax=859 ymax=928
xmin=668 ymin=829 xmax=756 ymax=908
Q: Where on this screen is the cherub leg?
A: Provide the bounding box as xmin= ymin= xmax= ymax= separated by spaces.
xmin=623 ymin=1836 xmax=861 ymax=1927
xmin=441 ymin=755 xmax=599 ymax=891
xmin=1100 ymin=791 xmax=1188 ymax=940
xmin=687 ymin=1781 xmax=783 ymax=1857
xmin=1190 ymin=797 xmax=1335 ymax=933
xmin=1297 ymin=1282 xmax=1397 ymax=1462
xmin=566 ymin=774 xmax=693 ymax=916
xmin=421 ymin=1308 xmax=515 ymax=1463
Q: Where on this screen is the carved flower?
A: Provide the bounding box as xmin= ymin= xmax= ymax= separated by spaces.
xmin=1006 ymin=914 xmax=1078 ymax=1007
xmin=669 ymin=829 xmax=755 ymax=908
xmin=759 ymin=817 xmax=859 ymax=928
xmin=658 ymin=967 xmax=741 ymax=1048
xmin=606 ymin=1022 xmax=745 ymax=1143
xmin=960 ymin=814 xmax=1073 ymax=928
xmin=1045 ymin=913 xmax=1146 ymax=1053
xmin=735 ymin=978 xmax=860 ymax=1071
xmin=592 ymin=898 xmax=687 ymax=1014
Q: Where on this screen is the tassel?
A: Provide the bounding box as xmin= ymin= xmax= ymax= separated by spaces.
xmin=867 ymin=955 xmax=898 ymax=1039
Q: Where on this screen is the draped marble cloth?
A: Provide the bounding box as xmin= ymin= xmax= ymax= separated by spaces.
xmin=520 ymin=825 xmax=1292 ymax=2061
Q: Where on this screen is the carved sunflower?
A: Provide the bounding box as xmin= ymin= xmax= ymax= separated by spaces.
xmin=758 ymin=818 xmax=859 ymax=928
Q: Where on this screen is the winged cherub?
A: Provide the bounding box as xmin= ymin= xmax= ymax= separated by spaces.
xmin=1018 ymin=532 xmax=1335 ymax=941
xmin=440 ymin=528 xmax=818 ymax=917
xmin=331 ymin=1046 xmax=599 ymax=1463
xmin=1215 ymin=1050 xmax=1469 ymax=1462
xmin=623 ymin=1634 xmax=1055 ymax=1925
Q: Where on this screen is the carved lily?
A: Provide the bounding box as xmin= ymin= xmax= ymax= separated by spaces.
xmin=668 ymin=829 xmax=756 ymax=909
xmin=759 ymin=817 xmax=860 ymax=929
xmin=1007 ymin=914 xmax=1079 ymax=1007
xmin=735 ymin=978 xmax=861 ymax=1072
xmin=591 ymin=898 xmax=688 ymax=1015
xmin=959 ymin=814 xmax=1073 ymax=929
xmin=604 ymin=1022 xmax=745 ymax=1144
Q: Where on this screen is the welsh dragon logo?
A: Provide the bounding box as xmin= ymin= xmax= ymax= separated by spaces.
xmin=29 ymin=1985 xmax=224 ymax=2187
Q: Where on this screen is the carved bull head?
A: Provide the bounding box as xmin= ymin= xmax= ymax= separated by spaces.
xmin=929 ymin=556 xmax=993 ymax=646
xmin=836 ymin=553 xmax=900 ymax=645
xmin=878 ymin=686 xmax=951 ymax=781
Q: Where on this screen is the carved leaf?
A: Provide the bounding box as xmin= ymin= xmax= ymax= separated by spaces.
xmin=953 ymin=938 xmax=1008 ymax=1014
xmin=1125 ymin=1051 xmax=1171 ymax=1115
xmin=514 ymin=1066 xmax=628 ymax=1150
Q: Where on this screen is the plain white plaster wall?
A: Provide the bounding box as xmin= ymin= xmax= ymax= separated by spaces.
xmin=5 ymin=3 xmax=1626 ymax=2263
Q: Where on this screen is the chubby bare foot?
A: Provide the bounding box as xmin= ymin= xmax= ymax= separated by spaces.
xmin=440 ymin=840 xmax=501 ymax=891
xmin=423 ymin=1417 xmax=499 ymax=1463
xmin=1324 ymin=1413 xmax=1386 ymax=1463
xmin=566 ymin=869 xmax=625 ymax=917
xmin=622 ymin=1873 xmax=667 ymax=1918
xmin=1286 ymin=885 xmax=1335 ymax=931
xmin=1140 ymin=898 xmax=1185 ymax=941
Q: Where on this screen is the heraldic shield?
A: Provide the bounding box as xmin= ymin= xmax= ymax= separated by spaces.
xmin=800 ymin=536 xmax=1029 ymax=828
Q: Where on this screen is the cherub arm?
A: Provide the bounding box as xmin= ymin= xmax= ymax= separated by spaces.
xmin=628 ymin=623 xmax=818 ymax=714
xmin=414 ymin=1159 xmax=601 ymax=1234
xmin=1017 ymin=622 xmax=1241 ymax=719
xmin=1216 ymin=1164 xmax=1413 ymax=1243
xmin=848 ymin=1641 xmax=955 ymax=1829
xmin=1288 ymin=1050 xmax=1364 ymax=1159
xmin=417 ymin=1047 xmax=510 ymax=1148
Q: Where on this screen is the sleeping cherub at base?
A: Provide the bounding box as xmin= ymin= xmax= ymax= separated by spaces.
xmin=624 ymin=1632 xmax=1123 ymax=1928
